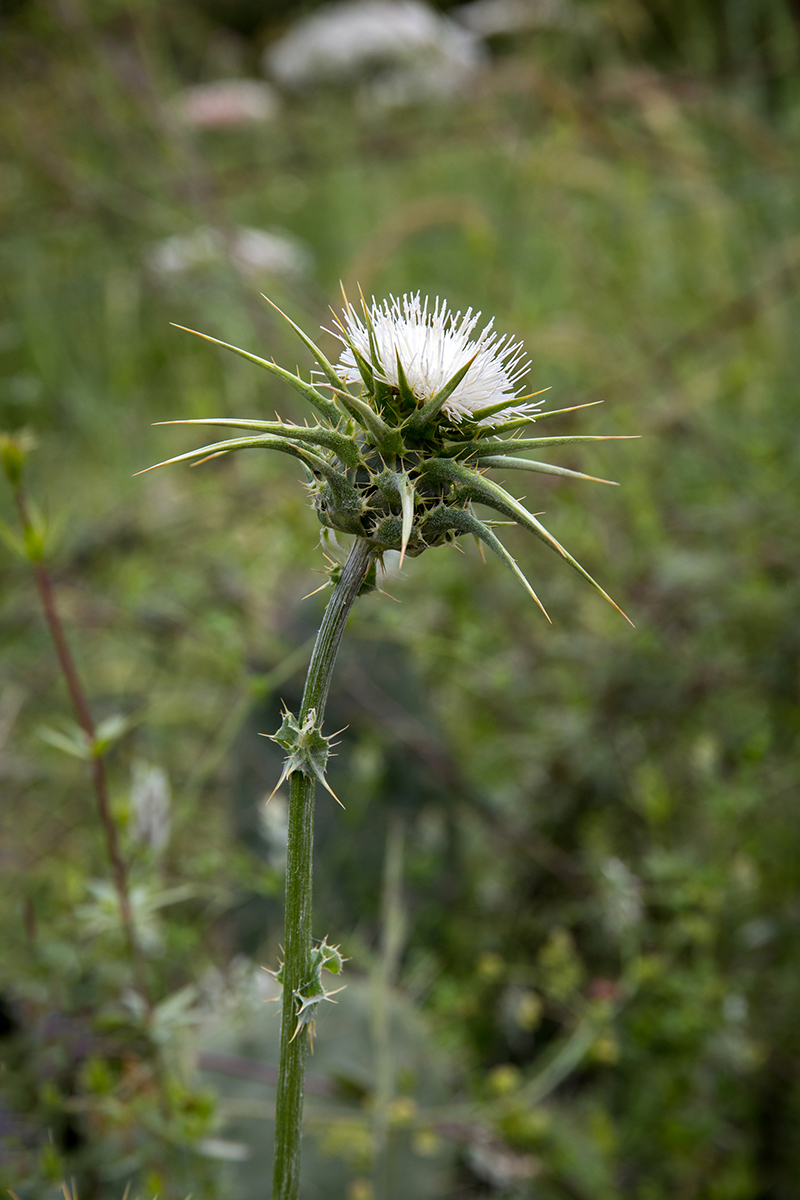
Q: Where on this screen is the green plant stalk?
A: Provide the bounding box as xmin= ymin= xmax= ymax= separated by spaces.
xmin=12 ymin=486 xmax=144 ymax=987
xmin=272 ymin=536 xmax=375 ymax=1200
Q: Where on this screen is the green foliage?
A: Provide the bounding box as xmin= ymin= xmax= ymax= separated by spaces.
xmin=1 ymin=1 xmax=800 ymax=1197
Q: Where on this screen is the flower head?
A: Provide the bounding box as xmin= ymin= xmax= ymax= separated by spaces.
xmin=262 ymin=0 xmax=482 ymax=108
xmin=141 ymin=291 xmax=635 ymax=624
xmin=332 ymin=292 xmax=538 ymax=426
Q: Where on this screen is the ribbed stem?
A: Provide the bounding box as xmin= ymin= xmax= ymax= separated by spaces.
xmin=272 ymin=537 xmax=374 ymax=1200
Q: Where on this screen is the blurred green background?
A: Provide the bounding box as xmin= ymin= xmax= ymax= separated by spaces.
xmin=1 ymin=0 xmax=800 ymax=1197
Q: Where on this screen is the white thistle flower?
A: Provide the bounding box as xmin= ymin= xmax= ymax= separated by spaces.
xmin=332 ymin=292 xmax=540 ymax=425
xmin=147 ymin=226 xmax=311 ymax=280
xmin=146 ymin=290 xmax=634 ymax=624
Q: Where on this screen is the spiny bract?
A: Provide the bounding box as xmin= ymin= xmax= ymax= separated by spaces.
xmin=141 ymin=291 xmax=636 ymax=623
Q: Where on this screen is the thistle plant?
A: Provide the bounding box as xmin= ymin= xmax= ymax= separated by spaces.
xmin=142 ymin=290 xmax=634 ymax=1199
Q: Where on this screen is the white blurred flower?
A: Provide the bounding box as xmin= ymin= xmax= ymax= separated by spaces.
xmin=131 ymin=759 xmax=171 ymax=854
xmin=467 ymin=1138 xmax=540 ymax=1189
xmin=146 ymin=225 xmax=312 ymax=280
xmin=232 ymin=227 xmax=312 ymax=276
xmin=332 ymin=292 xmax=537 ymax=425
xmin=723 ymin=993 xmax=748 ymax=1023
xmin=258 ymin=794 xmax=289 ymax=871
xmin=146 ymin=226 xmax=221 ymax=275
xmin=454 ymin=0 xmax=597 ymax=38
xmin=599 ymin=857 xmax=643 ymax=935
xmin=263 ymin=0 xmax=484 ymax=106
xmin=171 ymin=79 xmax=280 ymax=129
xmin=196 ymin=1139 xmax=251 ymax=1162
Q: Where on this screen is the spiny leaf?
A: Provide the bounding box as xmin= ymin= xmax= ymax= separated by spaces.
xmin=306 ymin=754 xmax=344 ymax=808
xmin=170 ymin=325 xmax=340 ymax=424
xmin=456 ymin=434 xmax=640 ymax=458
xmin=476 ymin=455 xmax=618 ymax=485
xmin=336 ymin=283 xmax=380 ymax=393
xmin=488 ymin=401 xmax=605 ymax=434
xmin=467 ymin=387 xmax=552 ymax=424
xmin=357 ymin=285 xmax=385 ymax=376
xmin=426 ymin=506 xmax=550 ymax=620
xmin=136 ymin=435 xmax=362 ymax=506
xmin=328 ymin=311 xmax=375 ymax=393
xmin=405 ymin=352 xmax=479 ymax=433
xmin=355 ymin=299 xmax=394 ymax=409
xmin=154 ymin=418 xmax=362 ymax=468
xmin=477 ymin=477 xmax=632 ymax=624
xmin=261 ymin=296 xmax=347 ymax=397
xmin=137 ymin=434 xmax=323 ymax=474
xmin=316 ymin=380 xmax=375 ymax=428
xmin=321 ymin=389 xmax=404 ymax=455
xmin=420 ymin=457 xmax=633 ymax=624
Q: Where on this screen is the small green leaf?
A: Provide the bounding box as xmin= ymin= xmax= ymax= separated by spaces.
xmin=38 ymin=722 xmax=91 ymax=760
xmin=318 ymin=940 xmax=345 ymax=975
xmin=94 ymin=714 xmax=131 ymax=743
xmin=93 ymin=712 xmax=139 ymax=757
xmin=151 ymin=984 xmax=202 ymax=1039
xmin=0 ymin=517 xmax=26 ymax=559
xmin=23 ymin=524 xmax=45 ymax=561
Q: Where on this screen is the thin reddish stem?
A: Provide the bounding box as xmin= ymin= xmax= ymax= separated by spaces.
xmin=14 ymin=489 xmax=143 ymax=982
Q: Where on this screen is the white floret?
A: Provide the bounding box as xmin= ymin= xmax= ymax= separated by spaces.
xmin=332 ymin=292 xmax=539 ymax=425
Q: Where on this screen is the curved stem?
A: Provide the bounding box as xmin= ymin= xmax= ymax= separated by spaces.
xmin=272 ymin=537 xmax=374 ymax=1200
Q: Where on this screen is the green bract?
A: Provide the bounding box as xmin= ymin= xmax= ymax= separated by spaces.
xmin=270 ymin=936 xmax=347 ymax=1046
xmin=142 ymin=294 xmax=636 ymax=623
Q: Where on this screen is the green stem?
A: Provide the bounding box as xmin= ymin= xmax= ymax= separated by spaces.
xmin=272 ymin=537 xmax=374 ymax=1200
